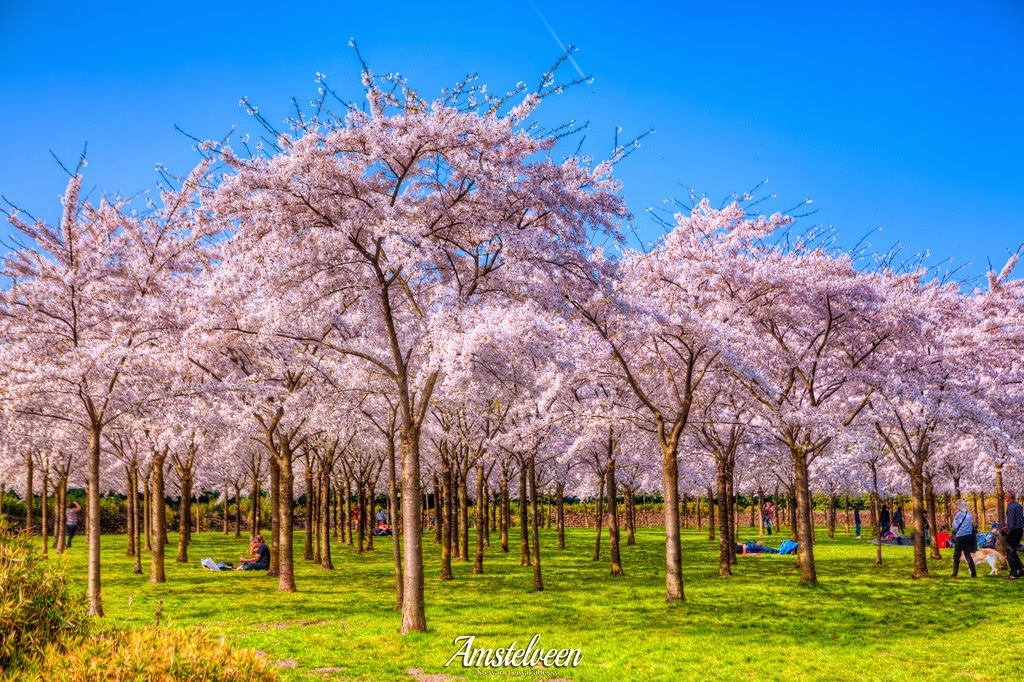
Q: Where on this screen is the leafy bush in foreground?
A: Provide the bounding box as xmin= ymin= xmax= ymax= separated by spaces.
xmin=0 ymin=522 xmax=88 ymax=668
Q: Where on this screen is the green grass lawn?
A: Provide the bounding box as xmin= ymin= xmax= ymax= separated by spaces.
xmin=46 ymin=526 xmax=1024 ymax=681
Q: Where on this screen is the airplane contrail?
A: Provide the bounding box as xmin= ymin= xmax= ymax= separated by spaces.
xmin=527 ymin=0 xmax=588 ymax=80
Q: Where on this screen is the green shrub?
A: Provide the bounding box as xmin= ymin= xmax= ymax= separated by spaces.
xmin=24 ymin=625 xmax=281 ymax=681
xmin=0 ymin=521 xmax=88 ymax=669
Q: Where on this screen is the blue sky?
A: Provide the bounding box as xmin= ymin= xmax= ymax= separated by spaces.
xmin=2 ymin=1 xmax=1022 ymax=278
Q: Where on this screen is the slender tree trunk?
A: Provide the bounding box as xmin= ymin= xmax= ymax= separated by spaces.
xmin=235 ymin=485 xmax=242 ymax=538
xmin=277 ymin=455 xmax=297 ymax=592
xmin=909 ymin=466 xmax=928 ymax=579
xmin=86 ymin=425 xmax=103 ymax=616
xmin=268 ymin=459 xmax=281 ymax=577
xmin=176 ymin=476 xmax=191 ymax=563
xmin=40 ymin=465 xmax=49 ymax=558
xmin=25 ymin=452 xmax=34 ymax=532
xmin=320 ymin=469 xmax=334 ymax=570
xmin=366 ymin=485 xmax=375 ymax=552
xmin=344 ymin=476 xmax=353 ymax=546
xmin=844 ymin=494 xmax=851 ymax=535
xmin=727 ymin=466 xmax=737 ymax=565
xmin=389 ymin=438 xmax=403 ymax=611
xmin=696 ymin=493 xmax=702 ymax=531
xmin=458 ymin=470 xmax=469 ymax=562
xmin=519 ymin=463 xmax=530 ymax=567
xmin=944 ymin=492 xmax=952 ymax=530
xmin=871 ymin=465 xmax=882 ymax=566
xmin=995 ymin=466 xmax=1007 ymax=557
xmin=662 ymin=443 xmax=684 ymax=602
xmin=556 ymin=482 xmax=566 ymax=549
xmin=143 ymin=476 xmax=151 ymax=552
xmin=125 ymin=467 xmax=135 ymax=557
xmin=432 ymin=473 xmax=442 ymax=545
xmin=483 ymin=485 xmax=491 ymax=548
xmin=439 ymin=464 xmax=453 ymax=581
xmin=926 ymin=474 xmax=941 ymax=560
xmin=529 ymin=455 xmax=543 ymax=592
xmin=501 ymin=472 xmax=510 ymax=553
xmin=150 ymin=450 xmax=168 ymax=585
xmin=474 ymin=462 xmax=485 ymax=575
xmin=593 ymin=471 xmax=605 ymax=562
xmin=133 ymin=471 xmax=143 ymax=575
xmin=304 ymin=467 xmax=315 ymax=561
xmin=607 ymin=458 xmax=623 ymax=576
xmin=399 ymin=427 xmax=428 ymax=635
xmin=827 ymin=493 xmax=837 ymax=539
xmin=249 ymin=478 xmax=258 ymax=539
xmin=356 ymin=482 xmax=365 ymax=554
xmin=707 ymin=486 xmax=716 ymax=541
xmin=980 ymin=492 xmax=987 ymax=529
xmin=716 ymin=463 xmax=732 ymax=576
xmin=625 ymin=486 xmax=636 ymax=546
xmin=792 ymin=448 xmax=817 ymax=584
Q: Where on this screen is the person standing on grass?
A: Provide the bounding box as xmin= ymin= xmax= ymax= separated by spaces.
xmin=854 ymin=507 xmax=862 ymax=539
xmin=893 ymin=505 xmax=904 ymax=535
xmin=65 ymin=501 xmax=81 ymax=548
xmin=879 ymin=504 xmax=890 ymax=538
xmin=950 ymin=499 xmax=977 ymax=579
xmin=1002 ymin=492 xmax=1023 ymax=580
xmin=763 ymin=502 xmax=774 ymax=536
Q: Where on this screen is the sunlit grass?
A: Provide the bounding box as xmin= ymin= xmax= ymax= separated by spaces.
xmin=47 ymin=525 xmax=1024 ymax=681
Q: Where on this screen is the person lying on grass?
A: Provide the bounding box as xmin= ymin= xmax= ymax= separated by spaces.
xmin=236 ymin=535 xmax=270 ymax=571
xmin=734 ymin=540 xmax=779 ymax=555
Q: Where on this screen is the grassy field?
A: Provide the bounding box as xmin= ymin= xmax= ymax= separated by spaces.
xmin=45 ymin=525 xmax=1024 ymax=681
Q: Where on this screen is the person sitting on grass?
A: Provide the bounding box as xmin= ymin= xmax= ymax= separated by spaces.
xmin=979 ymin=523 xmax=1000 ymax=549
xmin=236 ymin=535 xmax=270 ymax=571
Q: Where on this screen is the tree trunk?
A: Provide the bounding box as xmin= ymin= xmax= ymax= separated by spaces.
xmin=304 ymin=467 xmax=315 ymax=561
xmin=250 ymin=478 xmax=259 ymax=539
xmin=25 ymin=452 xmax=33 ymax=532
xmin=176 ymin=476 xmax=191 ymax=563
xmin=133 ymin=471 xmax=143 ymax=575
xmin=792 ymin=447 xmax=817 ymax=584
xmin=707 ymin=486 xmax=716 ymax=541
xmin=474 ymin=462 xmax=485 ymax=575
xmin=827 ymin=493 xmax=836 ymax=539
xmin=529 ymin=455 xmax=543 ymax=592
xmin=40 ymin=464 xmax=49 ymax=558
xmin=501 ymin=471 xmax=510 ymax=553
xmin=593 ymin=471 xmax=605 ymax=562
xmin=399 ymin=429 xmax=428 ymax=635
xmin=439 ymin=464 xmax=453 ymax=581
xmin=235 ymin=484 xmax=242 ymax=538
xmin=143 ymin=475 xmax=151 ymax=552
xmin=844 ymin=494 xmax=851 ymax=535
xmin=519 ymin=463 xmax=530 ymax=566
xmin=150 ymin=450 xmax=168 ymax=585
xmin=432 ymin=473 xmax=442 ymax=545
xmin=268 ymin=458 xmax=281 ymax=576
xmin=458 ymin=470 xmax=469 ymax=562
xmin=926 ymin=474 xmax=941 ymax=560
xmin=55 ymin=479 xmax=67 ymax=554
xmin=126 ymin=467 xmax=135 ymax=557
xmin=871 ymin=464 xmax=882 ymax=566
xmin=716 ymin=462 xmax=731 ymax=576
xmin=556 ymin=482 xmax=566 ymax=549
xmin=277 ymin=454 xmax=297 ymax=593
xmin=607 ymin=458 xmax=623 ymax=576
xmin=356 ymin=482 xmax=365 ymax=554
xmin=86 ymin=425 xmax=103 ymax=616
xmin=320 ymin=469 xmax=334 ymax=571
xmin=389 ymin=437 xmax=403 ymax=611
xmin=995 ymin=466 xmax=1007 ymax=557
xmin=909 ymin=466 xmax=928 ymax=579
xmin=661 ymin=443 xmax=684 ymax=602
xmin=344 ymin=476 xmax=353 ymax=546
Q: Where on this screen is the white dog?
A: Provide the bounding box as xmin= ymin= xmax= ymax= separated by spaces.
xmin=971 ymin=548 xmax=1005 ymax=575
